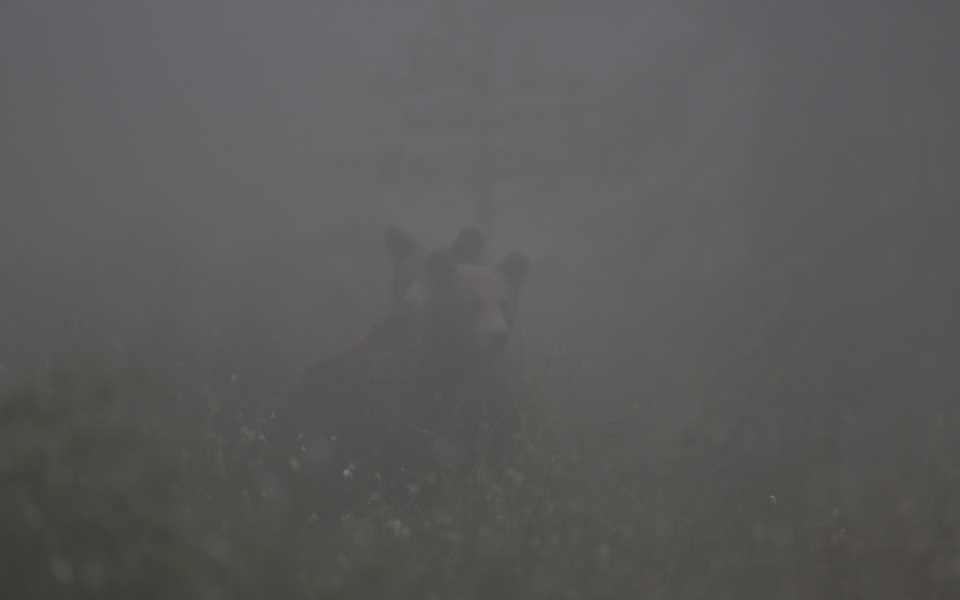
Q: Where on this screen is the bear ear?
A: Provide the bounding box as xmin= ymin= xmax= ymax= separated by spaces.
xmin=384 ymin=226 xmax=418 ymax=262
xmin=425 ymin=249 xmax=458 ymax=286
xmin=498 ymin=251 xmax=529 ymax=290
xmin=450 ymin=226 xmax=483 ymax=264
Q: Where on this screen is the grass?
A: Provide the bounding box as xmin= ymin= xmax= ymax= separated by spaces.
xmin=2 ymin=348 xmax=959 ymax=599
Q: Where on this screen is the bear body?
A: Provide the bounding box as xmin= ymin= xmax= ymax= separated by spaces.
xmin=254 ymin=247 xmax=528 ymax=518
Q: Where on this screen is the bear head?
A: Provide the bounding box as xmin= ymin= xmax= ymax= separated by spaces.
xmin=384 ymin=226 xmax=484 ymax=309
xmin=414 ymin=247 xmax=529 ymax=365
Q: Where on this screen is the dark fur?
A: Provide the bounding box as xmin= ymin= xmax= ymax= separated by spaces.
xmin=251 ymin=248 xmax=528 ymax=519
xmin=384 ymin=226 xmax=484 ymax=309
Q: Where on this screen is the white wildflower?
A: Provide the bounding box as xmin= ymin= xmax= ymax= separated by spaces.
xmin=51 ymin=556 xmax=73 ymax=583
xmin=387 ymin=519 xmax=403 ymax=538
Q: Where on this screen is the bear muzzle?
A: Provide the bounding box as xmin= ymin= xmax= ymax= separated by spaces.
xmin=476 ymin=328 xmax=509 ymax=358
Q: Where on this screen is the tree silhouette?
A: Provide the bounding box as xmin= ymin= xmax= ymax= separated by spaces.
xmin=371 ymin=0 xmax=592 ymax=233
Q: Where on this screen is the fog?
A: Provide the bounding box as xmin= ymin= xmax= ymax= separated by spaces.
xmin=2 ymin=1 xmax=959 ymax=597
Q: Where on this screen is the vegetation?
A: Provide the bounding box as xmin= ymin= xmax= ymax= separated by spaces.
xmin=2 ymin=340 xmax=958 ymax=600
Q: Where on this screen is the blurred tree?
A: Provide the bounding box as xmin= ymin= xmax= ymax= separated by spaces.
xmin=369 ymin=0 xmax=595 ymax=233
xmin=680 ymin=4 xmax=960 ymax=582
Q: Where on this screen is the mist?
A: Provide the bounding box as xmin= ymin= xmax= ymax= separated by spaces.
xmin=2 ymin=1 xmax=958 ymax=597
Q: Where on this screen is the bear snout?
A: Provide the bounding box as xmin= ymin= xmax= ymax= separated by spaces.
xmin=477 ymin=328 xmax=509 ymax=357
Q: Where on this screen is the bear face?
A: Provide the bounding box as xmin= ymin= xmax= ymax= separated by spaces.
xmin=418 ymin=248 xmax=529 ymax=364
xmin=384 ymin=226 xmax=484 ymax=309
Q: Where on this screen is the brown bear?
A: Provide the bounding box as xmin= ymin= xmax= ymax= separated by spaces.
xmin=384 ymin=225 xmax=484 ymax=309
xmin=253 ymin=246 xmax=528 ymax=519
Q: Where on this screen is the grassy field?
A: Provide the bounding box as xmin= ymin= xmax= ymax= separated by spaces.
xmin=2 ymin=348 xmax=958 ymax=600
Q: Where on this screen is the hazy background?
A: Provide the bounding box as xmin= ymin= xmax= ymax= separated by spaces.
xmin=1 ymin=0 xmax=958 ymax=472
